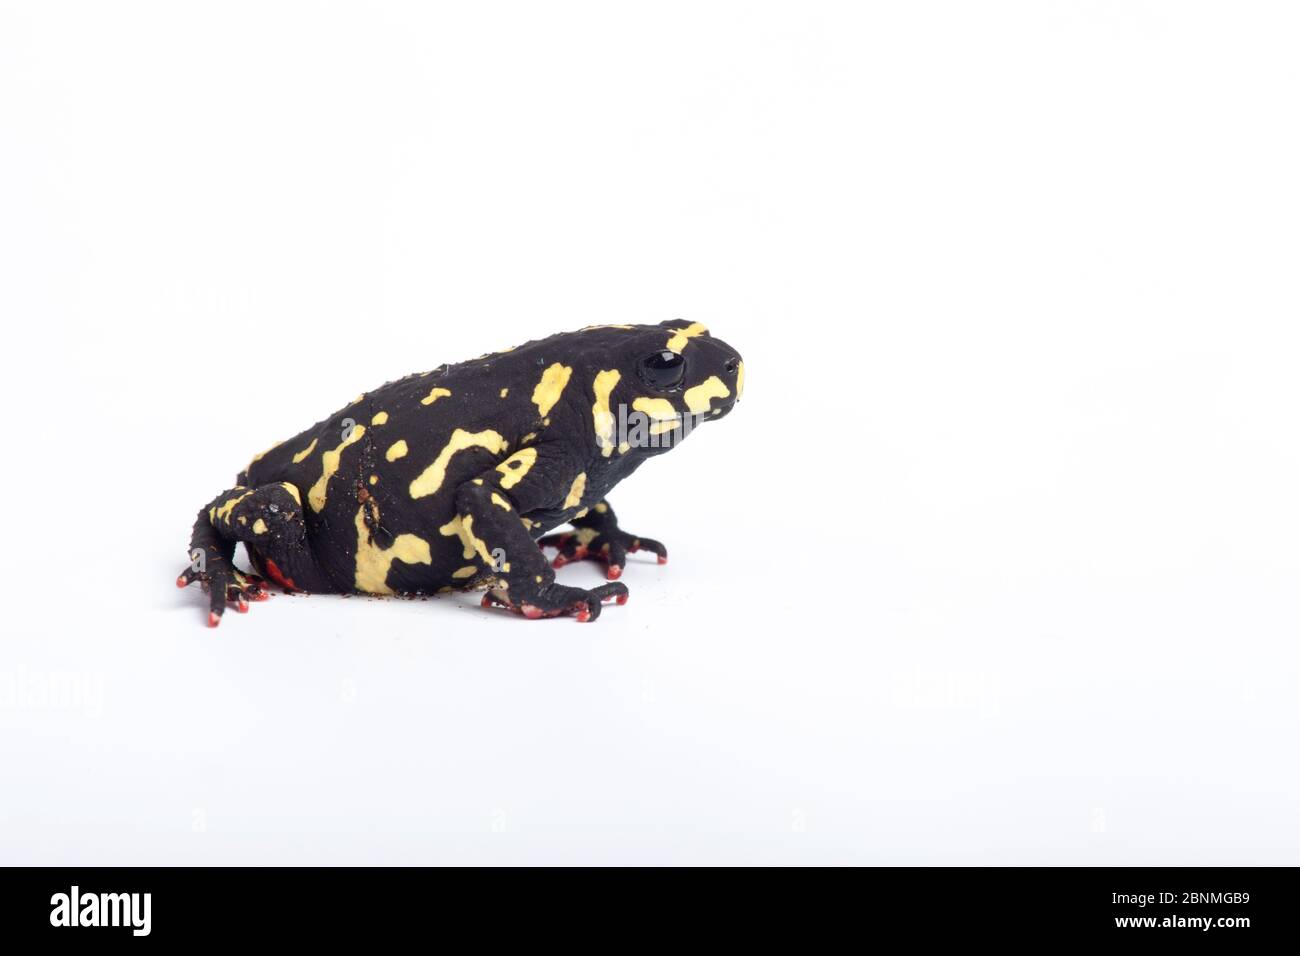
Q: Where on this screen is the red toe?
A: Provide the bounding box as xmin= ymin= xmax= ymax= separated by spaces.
xmin=606 ymin=565 xmax=622 ymax=580
xmin=208 ymin=611 xmax=221 ymax=628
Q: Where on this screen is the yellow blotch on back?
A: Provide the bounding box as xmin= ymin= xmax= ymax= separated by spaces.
xmin=291 ymin=439 xmax=318 ymax=464
xmin=592 ymin=369 xmax=621 ymax=457
xmin=371 ymin=411 xmax=389 ymax=426
xmin=495 ymin=447 xmax=537 ymax=489
xmin=308 ymin=424 xmax=366 ymax=513
xmin=665 ymin=322 xmax=708 ymax=353
xmin=353 ymin=505 xmax=432 ymax=594
xmin=386 ymin=439 xmax=408 ymax=462
xmin=410 ymin=429 xmax=507 ymax=499
xmin=683 ymin=375 xmax=730 ymax=414
xmin=280 ymin=483 xmax=301 ymax=505
xmin=531 ymin=363 xmax=573 ymax=418
xmin=563 ymin=472 xmax=586 ymax=510
xmin=420 ymin=387 xmax=452 ymax=406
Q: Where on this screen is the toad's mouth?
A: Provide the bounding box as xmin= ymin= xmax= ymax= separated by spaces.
xmin=693 ymin=397 xmax=737 ymax=424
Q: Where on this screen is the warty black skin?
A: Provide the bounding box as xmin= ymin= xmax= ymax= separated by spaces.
xmin=178 ymin=320 xmax=743 ymax=624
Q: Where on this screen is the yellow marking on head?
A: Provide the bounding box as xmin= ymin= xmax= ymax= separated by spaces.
xmin=573 ymin=507 xmax=589 ymax=519
xmin=563 ymin=472 xmax=587 ymax=509
xmin=632 ymin=397 xmax=677 ymax=421
xmin=521 ymin=517 xmax=538 ymax=530
xmin=735 ymin=360 xmax=744 ymax=398
xmin=371 ymin=411 xmax=389 ymax=426
xmin=252 ymin=518 xmax=268 ymax=535
xmin=352 ymin=505 xmax=432 ymax=594
xmin=213 ymin=490 xmax=253 ymax=523
xmin=650 ymin=420 xmax=680 ymax=436
xmin=495 ymin=447 xmax=538 ymax=489
xmin=420 ymin=387 xmax=452 ymax=406
xmin=594 ymin=502 xmax=608 ymax=514
xmin=473 ymin=478 xmax=483 ymax=485
xmin=280 ymin=482 xmax=301 ymax=504
xmin=665 ymin=322 xmax=708 ymax=353
xmin=592 ymin=369 xmax=621 ymax=457
xmin=291 ymin=439 xmax=318 ymax=464
xmin=531 ymin=363 xmax=573 ymax=418
xmin=521 ymin=432 xmax=537 ymax=444
xmin=386 ymin=439 xmax=409 ymax=462
xmin=410 ymin=429 xmax=508 ymax=499
xmin=453 ymin=565 xmax=478 ymax=579
xmin=307 ymin=425 xmax=366 ymax=513
xmin=491 ymin=492 xmax=512 ymax=512
xmin=499 ymin=387 xmax=509 ymax=398
xmin=683 ymin=375 xmax=730 ymax=413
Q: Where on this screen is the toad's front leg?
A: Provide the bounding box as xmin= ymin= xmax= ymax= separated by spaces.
xmin=448 ymin=446 xmax=628 ymax=622
xmin=538 ymin=499 xmax=666 ymax=581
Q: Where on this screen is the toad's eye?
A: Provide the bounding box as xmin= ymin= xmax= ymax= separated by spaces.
xmin=639 ymin=350 xmax=686 ymax=390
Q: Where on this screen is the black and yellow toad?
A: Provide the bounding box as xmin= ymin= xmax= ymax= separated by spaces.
xmin=178 ymin=320 xmax=744 ymax=625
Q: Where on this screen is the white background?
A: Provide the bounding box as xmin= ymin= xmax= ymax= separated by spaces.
xmin=2 ymin=1 xmax=1297 ymax=865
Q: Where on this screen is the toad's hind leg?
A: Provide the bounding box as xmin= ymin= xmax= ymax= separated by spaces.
xmin=176 ymin=482 xmax=325 ymax=627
